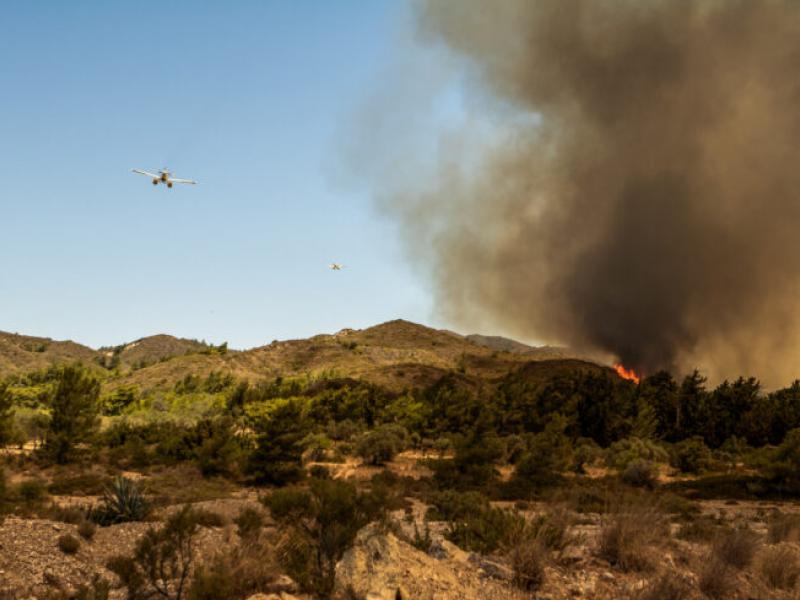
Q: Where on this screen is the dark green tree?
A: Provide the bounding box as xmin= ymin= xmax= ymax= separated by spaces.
xmin=0 ymin=382 xmax=13 ymax=448
xmin=45 ymin=364 xmax=100 ymax=463
xmin=247 ymin=398 xmax=310 ymax=486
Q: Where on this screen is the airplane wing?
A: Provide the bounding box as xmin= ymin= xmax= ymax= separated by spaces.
xmin=170 ymin=178 xmax=197 ymax=185
xmin=132 ymin=169 xmax=159 ymax=178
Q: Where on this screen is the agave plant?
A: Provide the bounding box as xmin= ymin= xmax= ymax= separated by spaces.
xmin=91 ymin=476 xmax=150 ymax=525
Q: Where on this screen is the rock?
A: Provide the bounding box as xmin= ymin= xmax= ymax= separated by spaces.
xmin=467 ymin=554 xmax=513 ymax=581
xmin=600 ymin=571 xmax=615 ymax=583
xmin=269 ymin=575 xmax=298 ymax=594
xmin=336 ymin=523 xmax=511 ymax=599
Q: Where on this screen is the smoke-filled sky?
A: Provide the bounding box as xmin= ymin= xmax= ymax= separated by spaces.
xmin=365 ymin=0 xmax=800 ymax=386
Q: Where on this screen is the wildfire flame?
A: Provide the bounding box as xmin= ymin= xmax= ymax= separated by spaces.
xmin=614 ymin=364 xmax=640 ymax=384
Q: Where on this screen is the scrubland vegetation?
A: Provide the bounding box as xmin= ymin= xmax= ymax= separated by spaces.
xmin=5 ymin=328 xmax=800 ymax=598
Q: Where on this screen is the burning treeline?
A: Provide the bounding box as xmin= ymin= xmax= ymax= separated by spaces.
xmin=384 ymin=0 xmax=800 ymax=386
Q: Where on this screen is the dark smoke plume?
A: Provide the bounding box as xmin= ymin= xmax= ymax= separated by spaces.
xmin=380 ymin=0 xmax=800 ymax=385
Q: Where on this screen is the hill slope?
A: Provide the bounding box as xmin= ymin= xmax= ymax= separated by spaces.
xmin=0 ymin=320 xmax=605 ymax=393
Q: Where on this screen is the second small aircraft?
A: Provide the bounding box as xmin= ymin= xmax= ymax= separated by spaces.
xmin=132 ymin=168 xmax=197 ymax=188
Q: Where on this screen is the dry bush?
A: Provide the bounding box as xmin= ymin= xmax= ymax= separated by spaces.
xmin=597 ymin=498 xmax=666 ymax=571
xmin=759 ymin=544 xmax=800 ymax=590
xmin=698 ymin=558 xmax=733 ymax=600
xmin=712 ymin=527 xmax=760 ymax=570
xmin=509 ymin=539 xmax=546 ymax=591
xmin=188 ymin=540 xmax=281 ymax=600
xmin=233 ymin=506 xmax=264 ymax=541
xmin=636 ymin=572 xmax=693 ymax=600
xmin=767 ymin=512 xmax=800 ymax=543
xmin=675 ymin=515 xmax=721 ymax=542
xmin=530 ymin=506 xmax=574 ymax=554
xmin=78 ymin=519 xmax=96 ymax=540
xmin=57 ymin=533 xmax=80 ymax=554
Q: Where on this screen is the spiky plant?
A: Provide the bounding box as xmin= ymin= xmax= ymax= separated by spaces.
xmin=91 ymin=476 xmax=150 ymax=525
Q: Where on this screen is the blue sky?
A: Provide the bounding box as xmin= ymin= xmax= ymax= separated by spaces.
xmin=0 ymin=1 xmax=460 ymax=349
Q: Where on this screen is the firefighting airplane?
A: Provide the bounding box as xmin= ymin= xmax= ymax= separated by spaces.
xmin=329 ymin=263 xmax=344 ymax=271
xmin=131 ymin=168 xmax=197 ymax=188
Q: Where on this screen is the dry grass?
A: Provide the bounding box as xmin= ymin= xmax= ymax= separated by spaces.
xmin=698 ymin=558 xmax=734 ymax=600
xmin=759 ymin=544 xmax=800 ymax=590
xmin=188 ymin=539 xmax=282 ymax=599
xmin=711 ymin=527 xmax=760 ymax=570
xmin=596 ymin=498 xmax=666 ymax=571
xmin=637 ymin=572 xmax=693 ymax=600
xmin=767 ymin=512 xmax=800 ymax=543
xmin=509 ymin=540 xmax=547 ymax=591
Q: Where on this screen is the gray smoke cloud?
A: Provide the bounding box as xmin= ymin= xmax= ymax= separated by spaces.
xmin=366 ymin=0 xmax=800 ymax=385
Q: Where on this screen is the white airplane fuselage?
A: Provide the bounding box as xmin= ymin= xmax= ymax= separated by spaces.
xmin=153 ymin=171 xmax=172 ymax=187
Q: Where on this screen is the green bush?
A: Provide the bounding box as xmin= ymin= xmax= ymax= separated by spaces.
xmin=606 ymin=437 xmax=668 ymax=471
xmin=262 ymin=478 xmax=387 ymax=599
xmin=670 ymin=436 xmax=714 ymax=474
xmin=233 ymin=507 xmax=264 ymax=541
xmin=355 ymin=426 xmax=406 ymax=466
xmin=17 ymin=478 xmax=48 ymax=504
xmin=428 ymin=489 xmax=525 ymax=554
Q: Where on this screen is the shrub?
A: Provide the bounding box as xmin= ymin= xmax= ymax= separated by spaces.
xmin=529 ymin=507 xmax=573 ymax=554
xmin=107 ymin=505 xmax=203 ymax=600
xmin=428 ymin=490 xmax=527 ymax=554
xmin=17 ymin=478 xmax=47 ymax=504
xmin=78 ymin=519 xmax=96 ymax=540
xmin=191 ymin=508 xmax=226 ymax=528
xmin=446 ymin=504 xmax=526 ymax=554
xmin=637 ymin=572 xmax=693 ymax=600
xmin=58 ymin=533 xmax=80 ymax=554
xmin=620 ymin=460 xmax=657 ymax=489
xmin=43 ymin=575 xmax=110 ymax=600
xmin=759 ymin=544 xmax=800 ymax=590
xmin=768 ymin=512 xmax=800 ymax=543
xmin=188 ymin=541 xmax=280 ymax=600
xmin=597 ymin=499 xmax=666 ymax=571
xmin=697 ymin=558 xmax=733 ymax=599
xmin=262 ymin=478 xmax=387 ymax=599
xmin=355 ymin=425 xmax=407 ymax=466
xmin=90 ymin=477 xmax=150 ymax=525
xmin=509 ymin=540 xmax=546 ymax=591
xmin=300 ymin=433 xmax=333 ymax=462
xmin=193 ymin=417 xmax=245 ymax=478
xmin=509 ymin=417 xmax=572 ymax=493
xmin=432 ymin=432 xmax=503 ymax=491
xmin=675 ymin=516 xmax=722 ymax=542
xmin=670 ymin=436 xmax=713 ymax=474
xmin=48 ymin=473 xmax=111 ymax=496
xmin=410 ymin=520 xmax=433 ymax=553
xmin=233 ymin=507 xmax=264 ymax=541
xmin=606 ymin=437 xmax=668 ymax=471
xmin=711 ymin=527 xmax=760 ymax=570
xmin=309 ymin=465 xmax=331 ymax=479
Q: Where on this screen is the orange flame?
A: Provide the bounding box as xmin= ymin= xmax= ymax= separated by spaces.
xmin=614 ymin=363 xmax=640 ymax=384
